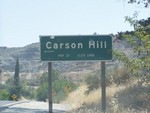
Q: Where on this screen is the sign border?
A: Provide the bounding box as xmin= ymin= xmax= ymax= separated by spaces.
xmin=39 ymin=35 xmax=113 ymax=62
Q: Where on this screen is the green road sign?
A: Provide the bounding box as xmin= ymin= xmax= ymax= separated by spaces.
xmin=40 ymin=35 xmax=112 ymax=61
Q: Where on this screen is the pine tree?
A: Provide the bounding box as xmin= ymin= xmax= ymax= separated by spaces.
xmin=14 ymin=58 xmax=19 ymax=86
xmin=13 ymin=58 xmax=21 ymax=99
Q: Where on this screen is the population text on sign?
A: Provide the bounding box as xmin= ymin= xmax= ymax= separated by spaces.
xmin=40 ymin=35 xmax=112 ymax=61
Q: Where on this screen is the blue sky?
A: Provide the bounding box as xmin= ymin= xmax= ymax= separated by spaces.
xmin=0 ymin=0 xmax=150 ymax=47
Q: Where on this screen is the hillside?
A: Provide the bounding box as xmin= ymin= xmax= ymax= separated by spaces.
xmin=0 ymin=36 xmax=133 ymax=74
xmin=0 ymin=37 xmax=149 ymax=113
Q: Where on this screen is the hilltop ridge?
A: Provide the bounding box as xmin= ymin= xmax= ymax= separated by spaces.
xmin=0 ymin=36 xmax=133 ymax=74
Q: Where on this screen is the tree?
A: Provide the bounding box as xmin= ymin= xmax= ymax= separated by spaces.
xmin=14 ymin=58 xmax=19 ymax=87
xmin=114 ymin=16 xmax=150 ymax=83
xmin=11 ymin=58 xmax=21 ymax=99
xmin=128 ymin=0 xmax=150 ymax=7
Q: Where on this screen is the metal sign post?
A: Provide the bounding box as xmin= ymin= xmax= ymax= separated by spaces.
xmin=48 ymin=62 xmax=52 ymax=113
xmin=0 ymin=70 xmax=2 ymax=85
xmin=101 ymin=62 xmax=106 ymax=112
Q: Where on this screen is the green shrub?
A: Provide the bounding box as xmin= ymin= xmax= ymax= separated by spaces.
xmin=53 ymin=79 xmax=77 ymax=103
xmin=8 ymin=85 xmax=21 ymax=100
xmin=0 ymin=84 xmax=6 ymax=89
xmin=36 ymin=82 xmax=48 ymax=101
xmin=85 ymin=69 xmax=114 ymax=94
xmin=85 ymin=73 xmax=100 ymax=94
xmin=36 ymin=70 xmax=77 ymax=103
xmin=0 ymin=89 xmax=9 ymax=100
xmin=40 ymin=70 xmax=60 ymax=84
xmin=4 ymin=78 xmax=36 ymax=100
xmin=21 ymin=81 xmax=36 ymax=99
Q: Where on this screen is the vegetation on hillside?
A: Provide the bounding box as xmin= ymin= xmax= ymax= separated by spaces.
xmin=114 ymin=16 xmax=150 ymax=84
xmin=0 ymin=69 xmax=77 ymax=103
xmin=36 ymin=71 xmax=77 ymax=103
xmin=72 ymin=6 xmax=150 ymax=112
xmin=0 ymin=58 xmax=22 ymax=100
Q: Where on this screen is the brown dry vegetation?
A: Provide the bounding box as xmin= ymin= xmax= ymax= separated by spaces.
xmin=62 ymin=77 xmax=149 ymax=113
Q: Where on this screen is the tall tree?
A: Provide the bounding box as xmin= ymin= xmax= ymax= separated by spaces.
xmin=13 ymin=58 xmax=21 ymax=99
xmin=14 ymin=58 xmax=19 ymax=86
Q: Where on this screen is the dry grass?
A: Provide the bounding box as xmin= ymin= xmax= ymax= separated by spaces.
xmin=61 ymin=84 xmax=88 ymax=110
xmin=62 ymin=79 xmax=150 ymax=113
